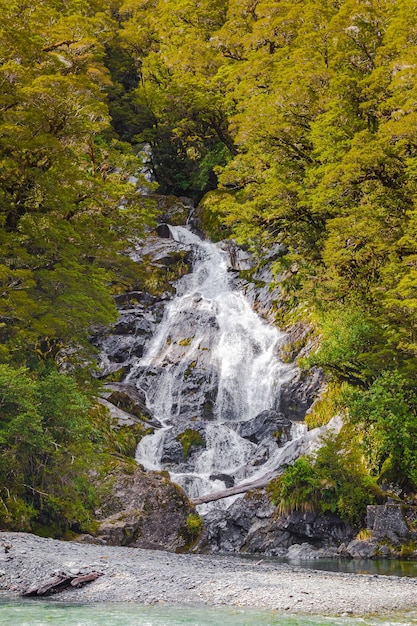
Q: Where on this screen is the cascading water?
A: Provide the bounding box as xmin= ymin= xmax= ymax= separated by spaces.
xmin=130 ymin=226 xmax=303 ymax=506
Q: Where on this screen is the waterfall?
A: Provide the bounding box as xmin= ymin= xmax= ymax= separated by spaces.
xmin=130 ymin=225 xmax=302 ymax=505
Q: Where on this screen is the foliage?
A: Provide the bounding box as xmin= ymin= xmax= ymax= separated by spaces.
xmin=0 ymin=0 xmax=157 ymax=366
xmin=181 ymin=512 xmax=203 ymax=547
xmin=301 ymin=307 xmax=395 ymax=386
xmin=345 ymin=371 xmax=417 ymax=490
xmin=267 ymin=431 xmax=379 ymax=526
xmin=305 ymin=383 xmax=346 ymax=430
xmin=0 ymin=364 xmax=95 ymax=533
xmin=2 ymin=0 xmax=417 ymax=532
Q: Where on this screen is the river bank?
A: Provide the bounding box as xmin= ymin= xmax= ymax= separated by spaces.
xmin=1 ymin=532 xmax=416 ymax=617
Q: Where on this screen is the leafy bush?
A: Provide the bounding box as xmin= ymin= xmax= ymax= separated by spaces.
xmin=345 ymin=371 xmax=417 ymax=490
xmin=0 ymin=365 xmax=98 ymax=534
xmin=267 ymin=431 xmax=379 ymax=526
xmin=302 ymin=308 xmax=393 ymax=386
xmin=182 ymin=512 xmax=203 ymax=545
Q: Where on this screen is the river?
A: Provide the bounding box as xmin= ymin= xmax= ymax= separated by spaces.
xmin=1 ymin=598 xmax=416 ymax=626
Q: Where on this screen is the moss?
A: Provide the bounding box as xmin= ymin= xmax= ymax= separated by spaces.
xmin=180 ymin=512 xmax=204 ymax=549
xmin=176 ymin=428 xmax=205 ymax=459
xmin=112 ymin=423 xmax=153 ymax=457
xmin=203 ymin=400 xmax=214 ymax=417
xmin=103 ymin=367 xmax=130 ymax=383
xmin=179 ymin=337 xmax=193 ymax=346
xmin=400 ymin=541 xmax=417 ymax=559
xmin=305 ymin=382 xmax=345 ymax=430
xmin=356 ymin=528 xmax=373 ymax=540
xmin=31 ymin=521 xmax=64 ymax=539
xmin=273 ymin=428 xmax=283 ymax=441
xmin=141 ymin=251 xmax=190 ymax=297
xmin=184 ymin=361 xmax=197 ymax=380
xmin=90 ymin=401 xmax=152 ymax=458
xmin=107 ymin=390 xmax=149 ymax=421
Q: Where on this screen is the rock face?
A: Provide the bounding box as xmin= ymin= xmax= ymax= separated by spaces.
xmin=79 ymin=464 xmax=199 ymax=552
xmin=199 ymin=491 xmax=355 ymax=556
xmin=280 ymin=367 xmax=325 ymax=421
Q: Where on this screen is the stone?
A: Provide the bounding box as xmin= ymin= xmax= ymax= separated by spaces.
xmin=345 ymin=539 xmax=380 ymax=559
xmin=80 ymin=463 xmax=198 ymax=552
xmin=200 ymin=491 xmax=355 ymax=556
xmin=209 ymin=474 xmax=235 ymax=489
xmin=238 ymin=410 xmax=292 ymax=445
xmin=367 ymin=504 xmax=413 ymax=544
xmin=154 ymin=195 xmax=194 ymax=226
xmin=156 ymin=223 xmax=171 ymax=238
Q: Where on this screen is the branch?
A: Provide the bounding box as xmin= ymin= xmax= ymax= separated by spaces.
xmin=42 ymin=39 xmax=80 ymax=52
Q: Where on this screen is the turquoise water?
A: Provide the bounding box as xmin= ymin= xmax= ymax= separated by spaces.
xmin=0 ymin=599 xmax=416 ymax=626
xmin=281 ymin=559 xmax=417 ymax=578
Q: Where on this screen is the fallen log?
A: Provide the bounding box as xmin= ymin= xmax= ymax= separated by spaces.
xmin=192 ymin=469 xmax=283 ymax=506
xmin=71 ymin=572 xmax=100 ymax=587
xmin=21 ymin=569 xmax=102 ymax=597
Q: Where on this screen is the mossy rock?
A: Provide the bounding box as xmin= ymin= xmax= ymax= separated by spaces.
xmin=176 ymin=428 xmax=205 ymax=459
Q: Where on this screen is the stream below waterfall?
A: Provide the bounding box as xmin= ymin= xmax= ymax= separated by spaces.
xmin=1 ymin=599 xmax=416 ymax=626
xmin=127 ymin=226 xmax=329 ymax=508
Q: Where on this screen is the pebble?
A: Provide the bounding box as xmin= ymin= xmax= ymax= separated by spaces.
xmin=0 ymin=531 xmax=416 ymax=617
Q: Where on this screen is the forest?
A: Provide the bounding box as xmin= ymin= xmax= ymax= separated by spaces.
xmin=0 ymin=0 xmax=416 ymax=536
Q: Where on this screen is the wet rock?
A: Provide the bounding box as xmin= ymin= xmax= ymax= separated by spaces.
xmin=217 ymin=239 xmax=252 ymax=271
xmin=237 ymin=265 xmax=282 ymax=322
xmin=286 ymin=542 xmax=339 ymax=560
xmin=156 ymin=223 xmax=171 ymax=238
xmin=103 ymin=383 xmax=150 ymax=416
xmin=278 ymin=321 xmax=317 ymax=362
xmin=209 ymin=473 xmax=235 ymax=489
xmin=159 ymin=423 xmax=207 ymax=469
xmin=278 ymin=510 xmax=355 ymax=545
xmin=113 ymin=291 xmax=157 ymax=307
xmin=238 ymin=410 xmax=292 ymax=445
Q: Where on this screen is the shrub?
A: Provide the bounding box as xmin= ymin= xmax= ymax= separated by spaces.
xmin=267 ymin=431 xmax=379 ymax=526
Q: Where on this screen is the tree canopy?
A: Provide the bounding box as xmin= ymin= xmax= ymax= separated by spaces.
xmin=1 ymin=0 xmax=417 ymax=533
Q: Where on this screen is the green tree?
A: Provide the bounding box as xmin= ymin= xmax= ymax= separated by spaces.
xmin=346 ymin=371 xmax=417 ymax=489
xmin=0 ymin=365 xmax=96 ymax=533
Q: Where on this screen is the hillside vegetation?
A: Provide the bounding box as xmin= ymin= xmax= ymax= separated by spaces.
xmin=1 ymin=0 xmax=416 ymax=534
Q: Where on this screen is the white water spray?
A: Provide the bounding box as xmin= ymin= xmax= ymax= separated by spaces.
xmin=133 ymin=226 xmax=302 ymax=503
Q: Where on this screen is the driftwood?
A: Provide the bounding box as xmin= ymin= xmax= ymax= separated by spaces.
xmin=21 ymin=570 xmax=101 ymax=597
xmin=192 ymin=469 xmax=283 ymax=506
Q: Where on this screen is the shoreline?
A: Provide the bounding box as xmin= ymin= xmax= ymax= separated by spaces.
xmin=1 ymin=532 xmax=417 ymax=617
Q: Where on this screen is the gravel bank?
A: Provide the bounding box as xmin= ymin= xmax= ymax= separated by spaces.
xmin=1 ymin=532 xmax=417 ymax=616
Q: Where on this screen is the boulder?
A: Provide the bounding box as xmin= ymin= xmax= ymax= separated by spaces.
xmin=80 ymin=463 xmax=199 ymax=552
xmin=366 ymin=504 xmax=415 ymax=544
xmin=238 ymin=410 xmax=292 ymax=445
xmin=154 ymin=195 xmax=194 ymax=225
xmin=344 ymin=539 xmax=380 ymax=559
